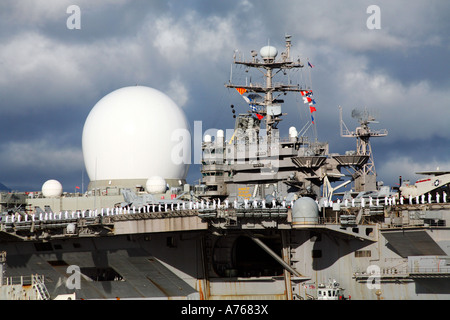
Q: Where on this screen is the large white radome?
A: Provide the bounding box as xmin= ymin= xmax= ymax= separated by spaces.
xmin=82 ymin=86 xmax=190 ymax=182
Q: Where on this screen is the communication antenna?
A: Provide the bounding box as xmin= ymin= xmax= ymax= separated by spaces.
xmin=226 ymin=34 xmax=304 ymax=136
xmin=340 ymin=106 xmax=388 ymax=191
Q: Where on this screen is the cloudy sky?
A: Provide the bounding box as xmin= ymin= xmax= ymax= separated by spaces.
xmin=0 ymin=0 xmax=449 ymax=192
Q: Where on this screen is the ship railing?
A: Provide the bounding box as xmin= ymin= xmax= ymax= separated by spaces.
xmin=380 ymin=221 xmax=423 ymax=229
xmin=278 ymin=136 xmax=309 ymax=144
xmin=319 ymin=217 xmax=340 ymax=224
xmin=409 ymin=267 xmax=450 ymax=274
xmin=24 ymin=191 xmax=84 ymax=199
xmin=354 ymin=266 xmax=450 ymax=278
xmin=275 ymin=215 xmax=379 ymax=225
xmin=3 ymin=275 xmax=33 ymax=286
xmin=1 ymin=203 xmax=203 ymax=227
xmin=198 ymin=207 xmax=289 ymax=219
xmin=2 ymin=274 xmax=50 ymax=299
xmin=380 ymin=218 xmax=446 ymax=229
xmin=293 ymin=217 xmax=373 ymax=225
xmin=292 ymin=217 xmax=339 ymax=224
xmin=1 ymin=204 xmax=380 ymax=228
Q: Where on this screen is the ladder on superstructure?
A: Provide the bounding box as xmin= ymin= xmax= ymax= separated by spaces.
xmin=32 ymin=274 xmax=51 ymax=300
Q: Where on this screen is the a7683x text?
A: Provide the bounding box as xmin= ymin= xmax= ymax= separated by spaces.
xmin=181 ymin=303 xmax=269 ymax=317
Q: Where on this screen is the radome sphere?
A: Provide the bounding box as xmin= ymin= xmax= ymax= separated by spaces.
xmin=42 ymin=179 xmax=63 ymax=198
xmin=146 ymin=176 xmax=167 ymax=194
xmin=82 ymin=86 xmax=190 ymax=184
xmin=292 ymin=197 xmax=319 ymax=224
xmin=260 ymin=45 xmax=278 ymax=60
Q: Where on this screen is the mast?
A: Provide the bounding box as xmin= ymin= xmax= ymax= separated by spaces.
xmin=340 ymin=107 xmax=388 ymax=191
xmin=199 ymin=35 xmax=328 ymax=200
xmin=226 ymin=35 xmax=305 ymax=136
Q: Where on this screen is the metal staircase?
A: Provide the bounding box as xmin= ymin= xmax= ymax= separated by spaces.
xmin=32 ymin=274 xmax=50 ymax=300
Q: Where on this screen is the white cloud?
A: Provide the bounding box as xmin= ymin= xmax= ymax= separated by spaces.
xmin=303 ymin=39 xmax=450 ymax=144
xmin=263 ymin=0 xmax=449 ymax=53
xmin=0 ymin=30 xmax=146 ymax=114
xmin=151 ymin=10 xmax=238 ymax=66
xmin=3 ymin=0 xmax=68 ymax=26
xmin=338 ymin=67 xmax=450 ymax=141
xmin=0 ymin=32 xmax=82 ymax=82
xmin=2 ymin=0 xmax=129 ymax=26
xmin=166 ymin=77 xmax=189 ymax=108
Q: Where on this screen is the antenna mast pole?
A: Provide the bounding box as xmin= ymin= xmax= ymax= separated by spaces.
xmin=340 ymin=107 xmax=388 ymax=191
xmin=226 ymin=35 xmax=304 ymax=136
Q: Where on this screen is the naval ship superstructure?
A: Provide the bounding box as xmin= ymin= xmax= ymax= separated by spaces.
xmin=1 ymin=36 xmax=449 ymax=300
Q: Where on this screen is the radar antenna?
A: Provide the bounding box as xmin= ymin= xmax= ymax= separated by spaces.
xmin=340 ymin=106 xmax=388 ymax=191
xmin=226 ymin=34 xmax=304 ymax=136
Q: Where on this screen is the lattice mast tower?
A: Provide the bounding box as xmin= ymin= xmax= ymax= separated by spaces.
xmin=340 ymin=107 xmax=388 ymax=191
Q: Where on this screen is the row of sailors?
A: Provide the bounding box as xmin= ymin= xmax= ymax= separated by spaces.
xmin=3 ymin=198 xmax=292 ymax=223
xmin=185 ymin=198 xmax=291 ymax=210
xmin=321 ymin=192 xmax=448 ymax=208
xmin=6 ymin=192 xmax=445 ymax=223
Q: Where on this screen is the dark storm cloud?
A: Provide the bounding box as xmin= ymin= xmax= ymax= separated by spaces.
xmin=0 ymin=0 xmax=449 ymax=191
